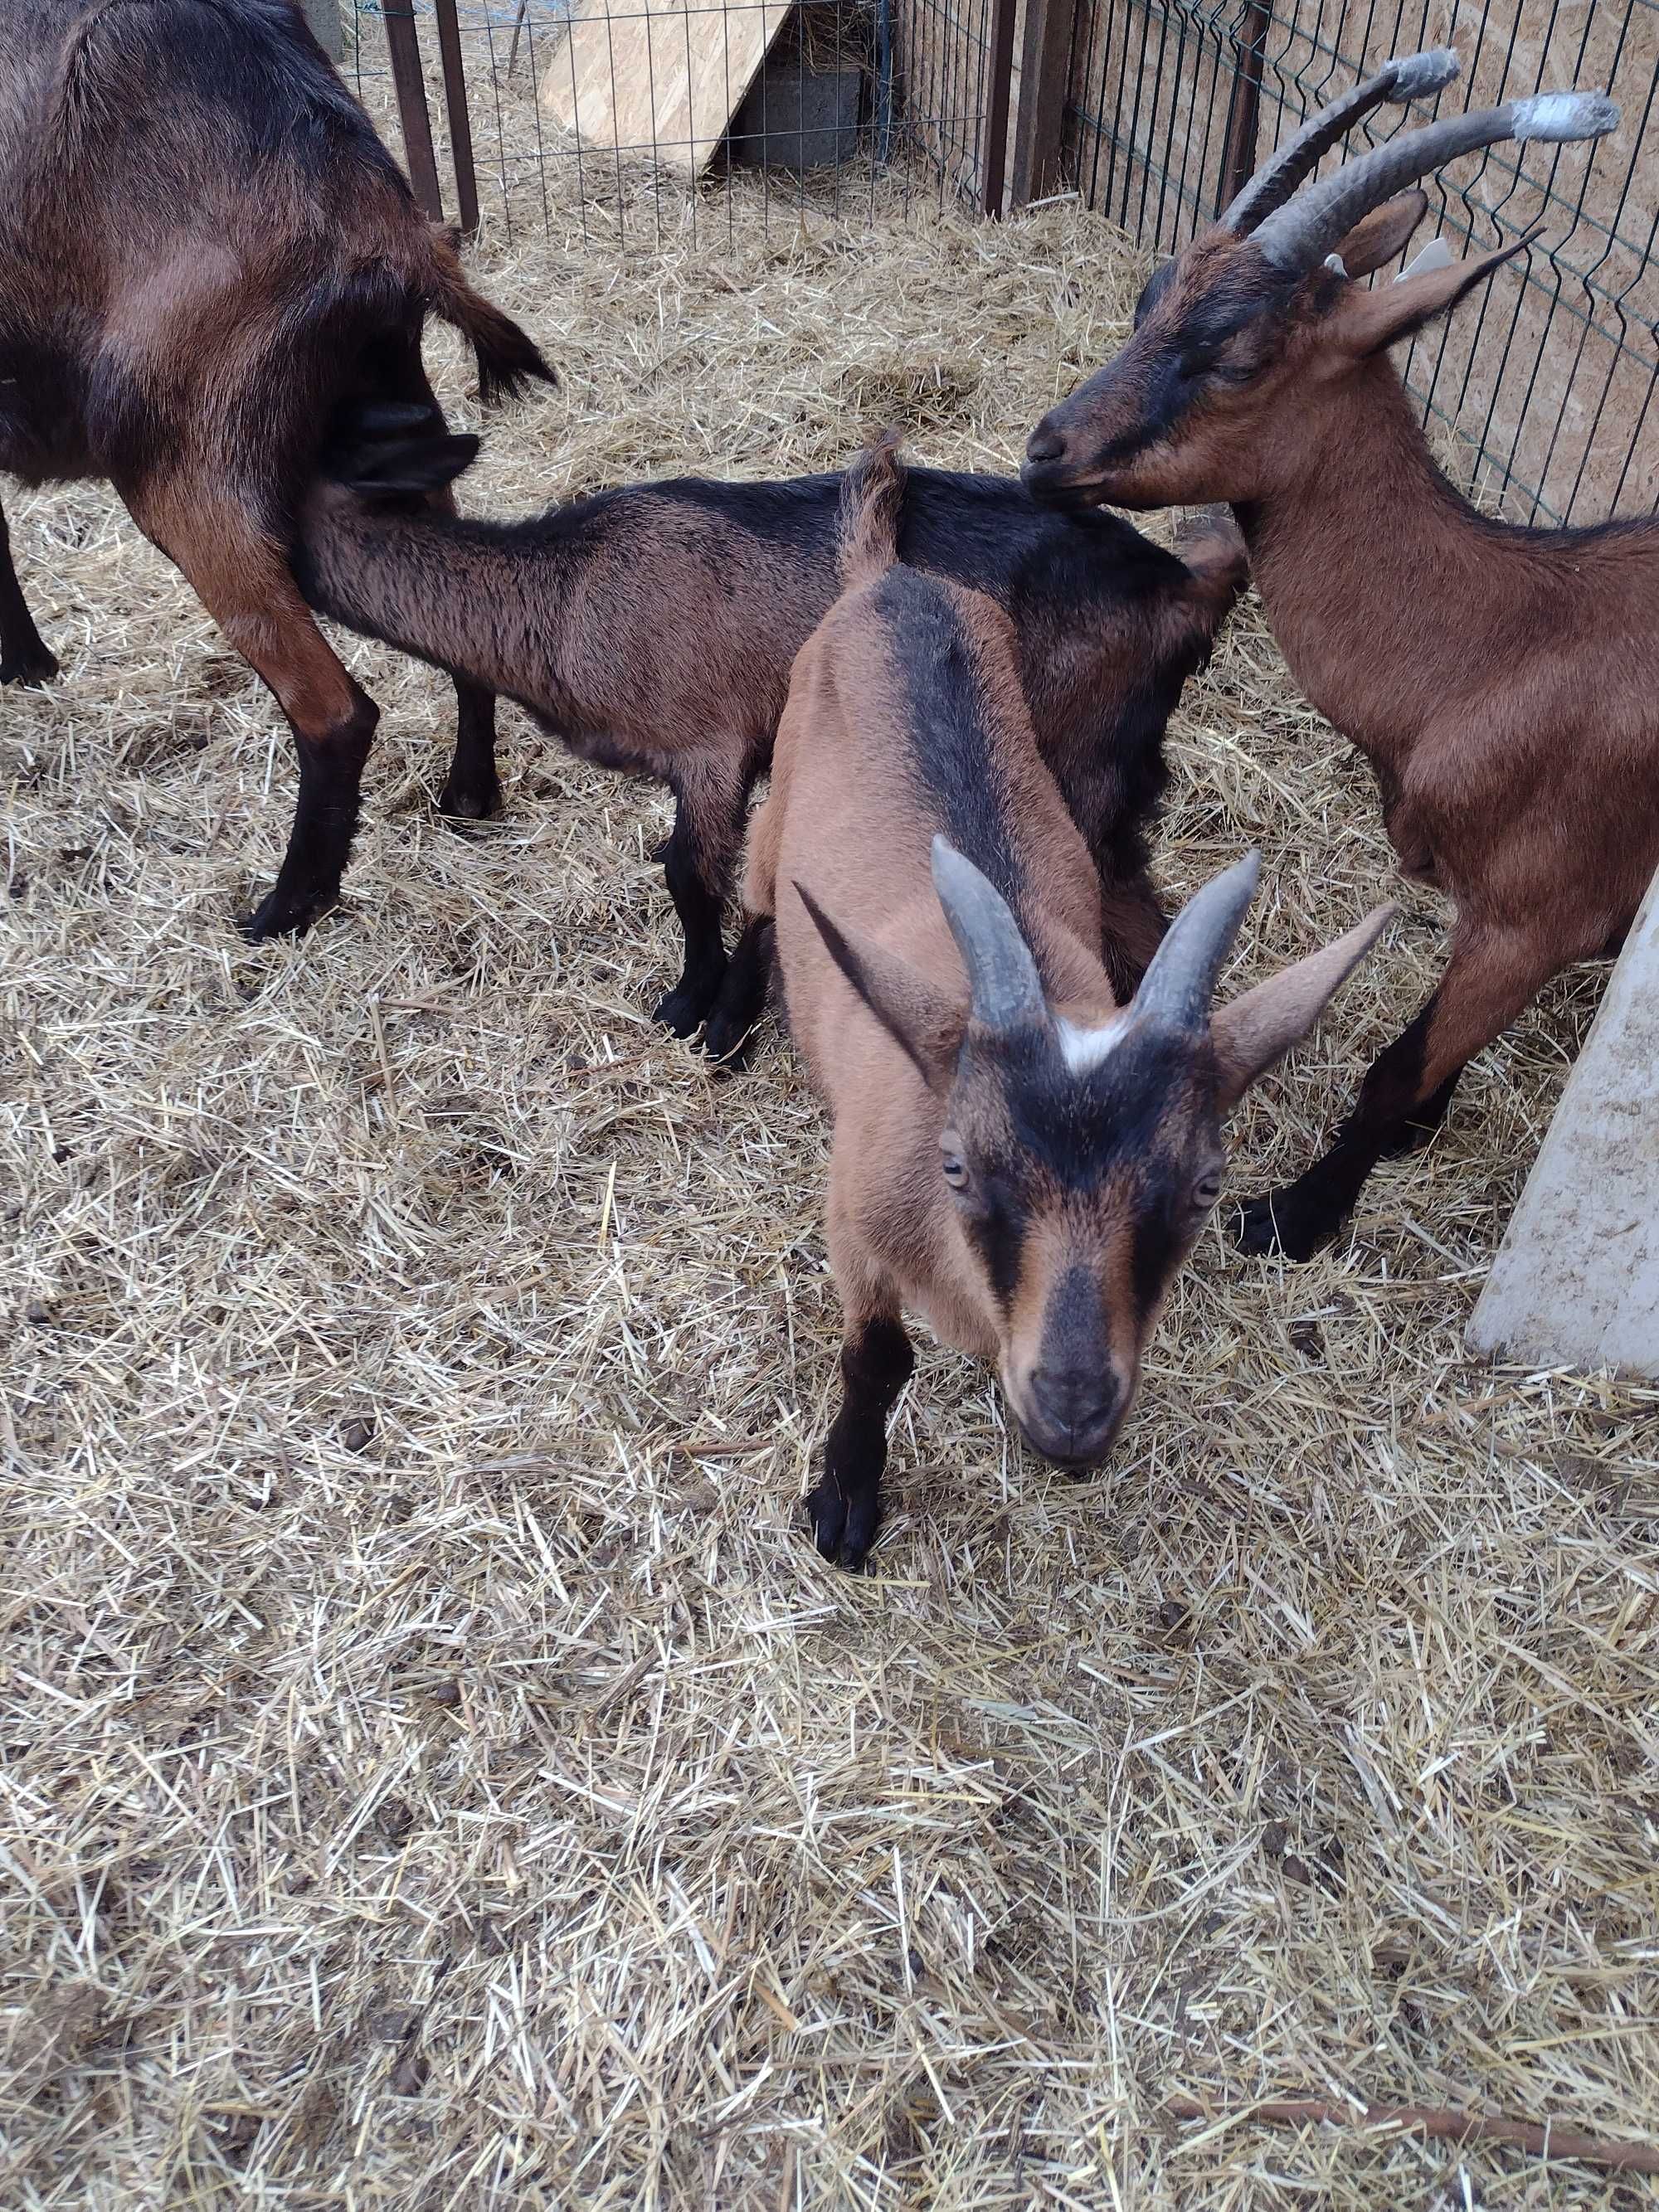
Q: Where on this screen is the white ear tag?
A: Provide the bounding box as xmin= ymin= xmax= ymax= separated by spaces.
xmin=1396 ymin=236 xmax=1456 ymax=283
xmin=1323 ymin=253 xmax=1350 ymax=277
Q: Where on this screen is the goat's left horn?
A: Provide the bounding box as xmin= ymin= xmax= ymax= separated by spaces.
xmin=1221 ymin=46 xmax=1461 ymax=234
xmin=931 ymin=837 xmax=1047 ymax=1033
xmin=1252 ymin=90 xmax=1618 ymax=274
xmin=1130 ymin=849 xmax=1262 ymax=1034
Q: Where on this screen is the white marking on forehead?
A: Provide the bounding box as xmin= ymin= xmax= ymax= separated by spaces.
xmin=1056 ymin=1014 xmax=1127 ymax=1072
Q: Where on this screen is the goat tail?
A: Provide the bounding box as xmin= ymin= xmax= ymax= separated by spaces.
xmin=423 ymin=225 xmax=556 ymax=406
xmin=838 ymin=429 xmax=907 ymax=590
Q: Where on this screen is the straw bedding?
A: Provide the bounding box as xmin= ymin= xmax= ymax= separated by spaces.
xmin=2 ymin=117 xmax=1657 ymax=2212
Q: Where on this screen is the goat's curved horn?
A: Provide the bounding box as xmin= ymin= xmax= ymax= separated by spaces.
xmin=1221 ymin=46 xmax=1460 ymax=234
xmin=931 ymin=837 xmax=1047 ymax=1033
xmin=1130 ymin=850 xmax=1262 ymax=1033
xmin=1252 ymin=90 xmax=1618 ymax=274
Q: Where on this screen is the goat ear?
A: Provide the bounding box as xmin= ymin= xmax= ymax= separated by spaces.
xmin=1209 ymin=904 xmax=1395 ymax=1112
xmin=1328 ymin=189 xmax=1430 ymax=279
xmin=794 ymin=882 xmax=959 ymax=1092
xmin=1329 ymin=234 xmax=1530 ymax=357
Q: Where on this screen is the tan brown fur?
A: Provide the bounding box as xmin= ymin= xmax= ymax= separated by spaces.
xmin=1025 ymin=196 xmax=1659 ymax=1257
xmin=0 ymin=0 xmax=551 ymax=937
xmin=749 ymin=448 xmax=1391 ymax=1567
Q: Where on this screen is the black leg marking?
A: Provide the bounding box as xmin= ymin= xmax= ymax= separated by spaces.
xmin=807 ymin=1316 xmax=914 ymax=1571
xmin=702 ymin=915 xmax=775 ymax=1066
xmin=654 ymin=780 xmax=748 ymax=1038
xmin=1237 ymin=998 xmax=1442 ymax=1261
xmin=243 ymin=701 xmax=379 ymax=939
xmin=0 ymin=498 xmax=58 ymax=688
xmin=437 ymin=678 xmax=502 ymax=821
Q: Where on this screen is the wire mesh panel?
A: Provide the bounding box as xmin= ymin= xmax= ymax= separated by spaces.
xmin=1063 ymin=2 xmax=1659 ymax=523
xmin=338 ymin=0 xmax=1011 ymax=246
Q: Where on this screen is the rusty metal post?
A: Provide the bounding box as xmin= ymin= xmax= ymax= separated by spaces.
xmin=431 ymin=0 xmax=480 ymax=236
xmin=1011 ymin=0 xmax=1077 ymax=208
xmin=981 ymin=0 xmax=1021 ymax=218
xmin=383 ymin=2 xmax=445 ymax=223
xmin=1218 ymin=0 xmax=1271 ymax=211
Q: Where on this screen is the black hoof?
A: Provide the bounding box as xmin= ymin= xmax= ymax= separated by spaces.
xmin=437 ymin=773 xmax=503 ymax=823
xmin=240 ymin=882 xmax=337 ymax=940
xmin=1235 ymin=1189 xmax=1340 ymax=1262
xmin=805 ymin=1478 xmax=879 ymax=1571
xmin=1 ymin=644 xmax=60 ymax=688
xmin=701 ymin=1004 xmax=758 ymax=1069
xmin=654 ymin=967 xmax=724 ymax=1039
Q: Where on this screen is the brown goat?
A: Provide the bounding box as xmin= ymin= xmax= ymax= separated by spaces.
xmin=296 ymin=414 xmax=1246 ymax=1037
xmin=1022 ymin=53 xmax=1653 ymax=1262
xmin=746 ymin=439 xmax=1391 ymax=1568
xmin=0 ymin=0 xmax=551 ymax=937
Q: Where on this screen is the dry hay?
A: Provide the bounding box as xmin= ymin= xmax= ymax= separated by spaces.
xmin=3 ymin=139 xmax=1659 ymax=2212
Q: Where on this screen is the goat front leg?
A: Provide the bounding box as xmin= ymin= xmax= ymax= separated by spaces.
xmin=363 ymin=348 xmax=503 ymax=824
xmin=808 ymin=1311 xmax=915 ymax=1571
xmin=438 ymin=679 xmax=501 ymax=822
xmin=702 ymin=914 xmax=776 ymax=1065
xmin=0 ymin=493 xmax=58 ymax=686
xmin=1237 ymin=921 xmax=1564 ymax=1261
xmin=134 ymin=486 xmax=379 ymax=936
xmin=654 ymin=754 xmax=751 ymax=1038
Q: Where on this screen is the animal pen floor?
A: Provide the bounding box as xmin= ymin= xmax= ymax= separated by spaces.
xmin=3 ymin=185 xmax=1657 ymax=2211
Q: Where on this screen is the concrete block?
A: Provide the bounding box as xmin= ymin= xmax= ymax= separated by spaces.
xmin=729 ymin=61 xmax=863 ymax=171
xmin=303 ymin=0 xmax=343 ymax=62
xmin=1467 ymin=861 xmax=1659 ymax=1376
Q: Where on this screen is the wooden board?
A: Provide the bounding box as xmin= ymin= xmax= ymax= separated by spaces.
xmin=543 ymin=0 xmax=792 ymax=176
xmin=1467 ymin=862 xmax=1659 ymax=1377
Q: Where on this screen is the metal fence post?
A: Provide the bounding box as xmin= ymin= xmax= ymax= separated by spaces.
xmin=1218 ymin=0 xmax=1270 ymax=211
xmin=980 ymin=0 xmax=1021 ymax=217
xmin=1011 ymin=0 xmax=1077 ymax=208
xmin=431 ymin=0 xmax=481 ymax=236
xmin=383 ymin=2 xmax=445 ymax=223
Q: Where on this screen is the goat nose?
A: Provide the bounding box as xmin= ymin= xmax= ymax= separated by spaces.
xmin=1024 ymin=423 xmax=1066 ymax=464
xmin=1029 ymin=1364 xmax=1118 ymax=1440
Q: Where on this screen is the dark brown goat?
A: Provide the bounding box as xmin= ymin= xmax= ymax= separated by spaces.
xmin=747 ymin=438 xmax=1391 ymax=1568
xmin=0 ymin=0 xmax=551 ymax=936
xmin=1023 ymin=52 xmax=1653 ymax=1260
xmin=295 ymin=416 xmax=1245 ymax=1036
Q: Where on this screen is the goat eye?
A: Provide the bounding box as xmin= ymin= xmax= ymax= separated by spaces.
xmin=941 ymin=1151 xmax=970 ymax=1191
xmin=1193 ymin=1170 xmax=1223 ymax=1209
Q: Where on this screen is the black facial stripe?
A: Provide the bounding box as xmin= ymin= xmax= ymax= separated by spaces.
xmin=966 ymin=1182 xmax=1031 ymax=1310
xmin=1039 ymin=1262 xmax=1107 ymax=1372
xmin=1131 ymin=1196 xmax=1183 ymax=1325
xmin=997 ymin=1024 xmax=1197 ymax=1192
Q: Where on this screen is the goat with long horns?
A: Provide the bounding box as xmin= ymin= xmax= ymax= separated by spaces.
xmin=1024 ymin=52 xmax=1657 ymax=1264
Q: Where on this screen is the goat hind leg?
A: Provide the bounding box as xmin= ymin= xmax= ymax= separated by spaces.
xmin=654 ymin=759 xmax=749 ymax=1038
xmin=0 ymin=493 xmax=58 ymax=686
xmin=1237 ymin=924 xmax=1564 ymax=1261
xmin=139 ymin=492 xmax=379 ymax=936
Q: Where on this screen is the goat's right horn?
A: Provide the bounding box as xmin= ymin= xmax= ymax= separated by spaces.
xmin=931 ymin=837 xmax=1047 ymax=1033
xmin=1221 ymin=46 xmax=1461 ymax=234
xmin=1130 ymin=850 xmax=1262 ymax=1034
xmin=1252 ymin=90 xmax=1619 ymax=274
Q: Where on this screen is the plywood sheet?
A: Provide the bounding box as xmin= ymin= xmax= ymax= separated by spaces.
xmin=1467 ymin=863 xmax=1659 ymax=1378
xmin=544 ymin=0 xmax=792 ymax=175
